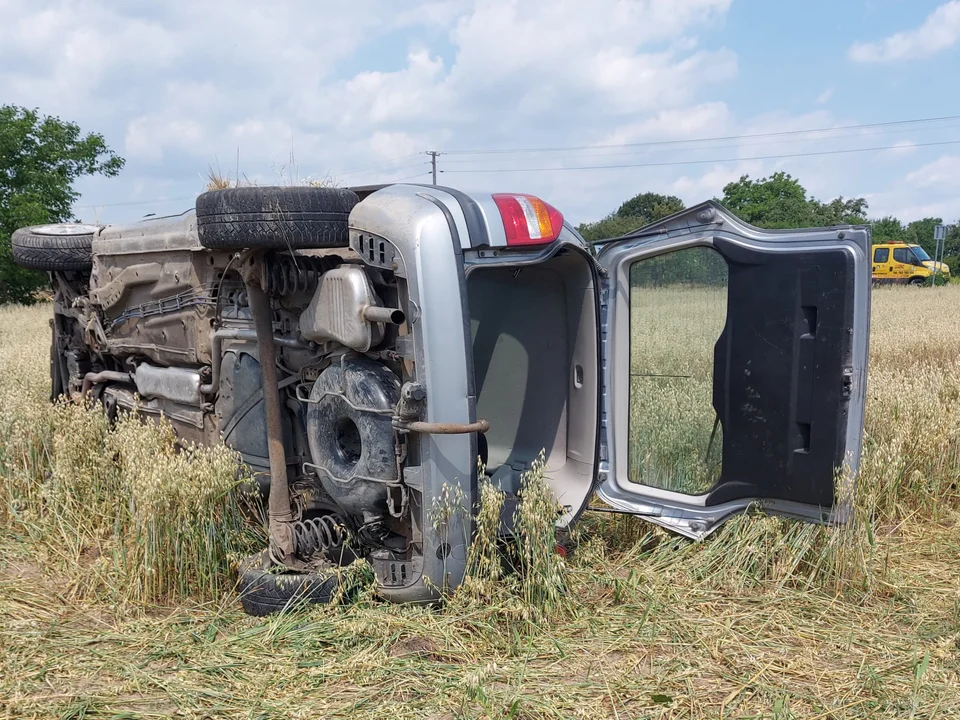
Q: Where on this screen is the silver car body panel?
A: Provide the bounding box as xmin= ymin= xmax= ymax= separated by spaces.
xmin=348 ymin=185 xmax=480 ymax=602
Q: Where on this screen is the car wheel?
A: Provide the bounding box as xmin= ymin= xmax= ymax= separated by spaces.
xmin=195 ymin=186 xmax=359 ymax=250
xmin=236 ymin=549 xmax=339 ymax=616
xmin=10 ymin=224 xmax=98 ymax=271
xmin=909 ymin=277 xmax=925 ymax=286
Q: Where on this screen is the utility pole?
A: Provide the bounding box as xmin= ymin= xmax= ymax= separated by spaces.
xmin=425 ymin=151 xmax=442 ymax=185
xmin=933 ymin=224 xmax=946 ymax=289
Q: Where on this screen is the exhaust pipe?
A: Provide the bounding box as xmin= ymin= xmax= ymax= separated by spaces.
xmin=362 ymin=305 xmax=405 ymax=325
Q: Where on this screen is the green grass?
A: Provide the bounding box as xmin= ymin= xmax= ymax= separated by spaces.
xmin=2 ymin=286 xmax=960 ymax=719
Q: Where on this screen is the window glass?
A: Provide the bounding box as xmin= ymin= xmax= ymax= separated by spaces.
xmin=628 ymin=246 xmax=728 ymax=495
xmin=893 ymin=247 xmax=912 ymax=264
xmin=873 ymin=247 xmax=889 ymax=263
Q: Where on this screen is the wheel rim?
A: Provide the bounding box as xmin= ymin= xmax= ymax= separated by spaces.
xmin=31 ymin=223 xmax=98 ymax=236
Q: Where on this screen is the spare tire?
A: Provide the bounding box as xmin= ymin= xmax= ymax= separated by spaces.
xmin=196 ymin=186 xmax=358 ymax=250
xmin=11 ymin=224 xmax=98 ymax=271
xmin=306 ymin=356 xmax=401 ymax=520
xmin=236 ymin=550 xmax=339 ymax=616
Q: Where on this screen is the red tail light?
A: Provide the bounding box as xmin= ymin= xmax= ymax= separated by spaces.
xmin=492 ymin=194 xmax=564 ymax=246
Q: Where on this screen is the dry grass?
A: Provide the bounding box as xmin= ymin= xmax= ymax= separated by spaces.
xmin=628 ymin=284 xmax=726 ymax=493
xmin=2 ymin=286 xmax=960 ymax=719
xmin=204 ymin=155 xmax=338 ymax=192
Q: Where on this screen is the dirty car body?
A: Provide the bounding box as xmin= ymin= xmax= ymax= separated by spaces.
xmin=18 ymin=185 xmax=871 ymax=609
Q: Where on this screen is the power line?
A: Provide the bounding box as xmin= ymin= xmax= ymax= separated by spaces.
xmin=76 ymin=129 xmax=946 ymax=211
xmin=439 ymin=121 xmax=960 ymax=165
xmin=439 ymin=114 xmax=960 ymax=156
xmin=440 ymin=138 xmax=960 ymax=174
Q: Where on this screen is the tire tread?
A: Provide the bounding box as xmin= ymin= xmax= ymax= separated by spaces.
xmin=196 ymin=187 xmax=358 ymax=251
xmin=11 ymin=227 xmax=94 ymax=271
xmin=236 ymin=550 xmax=339 ymax=616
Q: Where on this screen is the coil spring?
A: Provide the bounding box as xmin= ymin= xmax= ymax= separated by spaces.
xmin=292 ymin=514 xmax=350 ymax=559
xmin=267 ymin=255 xmax=342 ymax=296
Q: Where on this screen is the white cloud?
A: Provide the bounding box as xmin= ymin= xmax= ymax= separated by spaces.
xmin=340 ymin=49 xmax=449 ymax=125
xmin=816 ymin=88 xmax=834 ymax=104
xmin=860 ymin=155 xmax=960 ymax=222
xmin=905 ymin=155 xmax=960 ymax=190
xmin=2 ymin=0 xmax=949 ymax=234
xmin=889 ymin=140 xmax=918 ymax=157
xmin=595 ymin=103 xmax=734 ymax=147
xmin=669 ymin=161 xmax=765 ymax=200
xmin=848 ymin=0 xmax=960 ymax=63
xmin=0 ymin=0 xmax=742 ymax=224
xmin=15 ymin=0 xmax=941 ymax=228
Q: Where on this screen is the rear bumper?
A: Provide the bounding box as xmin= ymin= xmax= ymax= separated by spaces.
xmin=348 ymin=186 xmax=478 ymax=603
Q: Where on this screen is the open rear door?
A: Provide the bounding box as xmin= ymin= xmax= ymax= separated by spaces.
xmin=596 ymin=202 xmax=870 ymax=539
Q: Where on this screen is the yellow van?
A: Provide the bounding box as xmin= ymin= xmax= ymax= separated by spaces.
xmin=872 ymin=241 xmax=950 ymax=285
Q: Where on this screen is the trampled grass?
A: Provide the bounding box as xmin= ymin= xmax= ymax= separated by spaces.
xmin=2 ymin=286 xmax=960 ymax=719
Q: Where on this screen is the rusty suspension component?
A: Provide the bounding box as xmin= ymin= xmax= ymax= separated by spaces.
xmin=394 ymin=418 xmax=490 ymax=434
xmin=267 ymin=254 xmax=342 ymax=296
xmin=243 ymin=254 xmax=300 ymax=568
xmin=80 ymin=370 xmax=133 ymax=398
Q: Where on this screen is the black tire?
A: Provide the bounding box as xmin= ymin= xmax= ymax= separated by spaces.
xmin=196 ymin=186 xmax=359 ymax=250
xmin=10 ymin=224 xmax=97 ymax=271
xmin=909 ymin=277 xmax=926 ymax=286
xmin=236 ymin=550 xmax=339 ymax=616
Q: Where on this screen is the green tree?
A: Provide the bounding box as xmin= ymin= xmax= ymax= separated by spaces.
xmin=0 ymin=105 xmax=124 ymax=304
xmin=577 ymin=213 xmax=647 ymax=242
xmin=812 ymin=196 xmax=868 ymax=225
xmin=870 ymin=216 xmax=907 ymax=243
xmin=577 ymin=191 xmax=685 ymax=242
xmin=945 ymin=222 xmax=960 ymax=270
xmin=614 ymin=192 xmax=685 ymax=222
xmin=717 ymin=172 xmax=869 ymax=229
xmin=904 ymin=217 xmax=943 ymax=256
xmin=718 ymin=172 xmax=814 ymax=228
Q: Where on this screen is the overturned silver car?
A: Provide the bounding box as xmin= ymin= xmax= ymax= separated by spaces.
xmin=12 ymin=185 xmax=871 ymax=614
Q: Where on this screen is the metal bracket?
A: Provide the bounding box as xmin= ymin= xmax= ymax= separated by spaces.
xmin=386 ymin=483 xmax=408 ymax=519
xmin=302 ymin=461 xmax=395 ymax=486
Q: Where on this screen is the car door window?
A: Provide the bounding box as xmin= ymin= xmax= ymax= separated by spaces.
xmin=628 ymin=246 xmax=727 ymax=494
xmin=873 ymin=247 xmax=889 ymax=263
xmin=893 ymin=247 xmax=912 ymax=264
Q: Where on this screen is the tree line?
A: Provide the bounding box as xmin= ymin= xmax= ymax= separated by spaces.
xmin=578 ymin=172 xmax=960 ymax=276
xmin=2 ymin=104 xmax=956 ymax=304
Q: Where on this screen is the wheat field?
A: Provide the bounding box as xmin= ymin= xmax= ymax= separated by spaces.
xmin=2 ymin=286 xmax=960 ymax=719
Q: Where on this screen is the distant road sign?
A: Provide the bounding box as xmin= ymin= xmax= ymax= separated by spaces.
xmin=934 ymin=224 xmax=946 ymax=241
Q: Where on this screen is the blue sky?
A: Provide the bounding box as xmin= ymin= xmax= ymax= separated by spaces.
xmin=727 ymin=1 xmax=957 ymax=116
xmin=2 ymin=0 xmax=958 ymax=227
